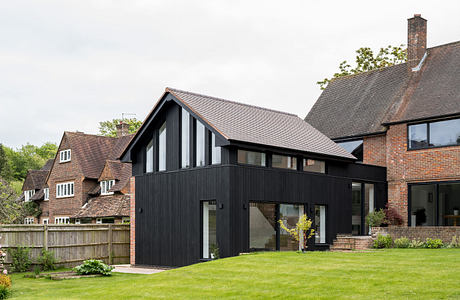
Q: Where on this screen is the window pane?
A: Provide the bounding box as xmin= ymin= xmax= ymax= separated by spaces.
xmin=159 ymin=122 xmax=166 ymax=171
xmin=315 ymin=205 xmax=326 ymax=244
xmin=272 ymin=155 xmax=297 ymax=170
xmin=352 ymin=182 xmax=362 ymax=235
xmin=279 ymin=204 xmax=303 ymax=250
xmin=429 ymin=119 xmax=460 ymax=147
xmin=196 ymin=121 xmax=205 ymax=167
xmin=237 ymin=150 xmax=266 ymax=166
xmin=202 ymin=201 xmax=217 ymax=259
xmin=337 ymin=140 xmax=363 ymax=153
xmin=410 ymin=184 xmax=436 ymax=226
xmin=364 ymin=184 xmax=375 ymax=235
xmin=249 ymin=203 xmax=276 ymax=250
xmin=146 ymin=139 xmax=153 ymax=172
xmin=181 ymin=108 xmax=190 ymax=168
xmin=439 ymin=182 xmax=460 ymax=226
xmin=408 ymin=123 xmax=428 ymax=149
xmin=211 ymin=133 xmax=221 ymax=165
xmin=303 ymin=159 xmax=325 ymax=173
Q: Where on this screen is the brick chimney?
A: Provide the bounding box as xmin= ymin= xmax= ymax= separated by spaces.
xmin=116 ymin=122 xmax=130 ymax=137
xmin=407 ymin=14 xmax=427 ymax=71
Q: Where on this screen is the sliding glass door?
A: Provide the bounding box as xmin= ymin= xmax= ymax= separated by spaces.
xmin=279 ymin=204 xmax=304 ymax=251
xmin=352 ymin=182 xmax=375 ymax=235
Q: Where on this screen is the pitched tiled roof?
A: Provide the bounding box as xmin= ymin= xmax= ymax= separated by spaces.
xmin=30 ymin=188 xmax=44 ymax=201
xmin=387 ymin=41 xmax=460 ymax=123
xmin=166 ymin=88 xmax=355 ymax=160
xmin=305 ymin=41 xmax=460 ymax=139
xmin=41 ymin=159 xmax=54 ymax=171
xmin=65 ymin=132 xmax=134 ymax=179
xmin=72 ymin=194 xmax=130 ymax=218
xmin=103 ymin=160 xmax=131 ymax=193
xmin=22 ymin=170 xmax=49 ymax=191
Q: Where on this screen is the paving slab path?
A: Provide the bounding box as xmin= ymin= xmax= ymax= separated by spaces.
xmin=112 ymin=264 xmax=168 ymax=275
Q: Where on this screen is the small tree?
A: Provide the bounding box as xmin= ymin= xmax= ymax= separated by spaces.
xmin=98 ymin=118 xmax=142 ymax=137
xmin=278 ymin=214 xmax=315 ymax=250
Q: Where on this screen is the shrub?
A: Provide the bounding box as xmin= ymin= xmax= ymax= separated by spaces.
xmin=0 ymin=275 xmax=11 ymax=288
xmin=74 ymin=259 xmax=114 ymax=276
xmin=8 ymin=246 xmax=31 ymax=272
xmin=446 ymin=236 xmax=460 ymax=248
xmin=210 ymin=244 xmax=220 ymax=259
xmin=366 ymin=209 xmax=386 ymax=227
xmin=394 ymin=237 xmax=410 ymax=248
xmin=424 ymin=238 xmax=443 ymax=249
xmin=278 ymin=214 xmax=315 ymax=250
xmin=373 ymin=234 xmax=393 ymax=249
xmin=0 ymin=285 xmax=9 ymax=300
xmin=384 ymin=204 xmax=403 ymax=225
xmin=409 ymin=239 xmax=424 ymax=248
xmin=38 ymin=249 xmax=56 ymax=271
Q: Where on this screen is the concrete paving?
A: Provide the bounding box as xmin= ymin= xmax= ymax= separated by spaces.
xmin=112 ymin=264 xmax=167 ymax=275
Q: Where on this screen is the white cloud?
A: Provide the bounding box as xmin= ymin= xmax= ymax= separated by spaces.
xmin=0 ymin=0 xmax=459 ymax=148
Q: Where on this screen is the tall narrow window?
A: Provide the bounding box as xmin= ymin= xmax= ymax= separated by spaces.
xmin=202 ymin=201 xmax=217 ymax=259
xmin=146 ymin=139 xmax=153 ymax=173
xmin=315 ymin=205 xmax=326 ymax=244
xmin=196 ymin=120 xmax=205 ymax=167
xmin=211 ymin=133 xmax=221 ymax=165
xmin=159 ymin=122 xmax=166 ymax=171
xmin=181 ymin=108 xmax=190 ymax=168
xmin=44 ymin=188 xmax=49 ymax=200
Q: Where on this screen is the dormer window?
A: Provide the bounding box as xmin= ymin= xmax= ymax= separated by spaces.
xmin=101 ymin=180 xmax=115 ymax=195
xmin=59 ymin=149 xmax=71 ymax=163
xmin=24 ymin=190 xmax=35 ymax=202
xmin=44 ymin=188 xmax=49 ymax=200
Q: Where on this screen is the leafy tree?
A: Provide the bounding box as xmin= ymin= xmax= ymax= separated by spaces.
xmin=317 ymin=45 xmax=407 ymax=90
xmin=0 ymin=144 xmax=12 ymax=180
xmin=0 ymin=178 xmax=23 ymax=224
xmin=98 ymin=118 xmax=142 ymax=137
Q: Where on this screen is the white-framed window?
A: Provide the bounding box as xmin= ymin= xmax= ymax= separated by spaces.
xmin=146 ymin=139 xmax=153 ymax=173
xmin=44 ymin=188 xmax=49 ymax=200
xmin=100 ymin=180 xmax=115 ymax=195
xmin=56 ymin=182 xmax=74 ymax=198
xmin=59 ymin=149 xmax=71 ymax=163
xmin=42 ymin=218 xmax=49 ymax=225
xmin=24 ymin=190 xmax=35 ymax=202
xmin=75 ymin=219 xmax=81 ymax=224
xmin=158 ymin=122 xmax=167 ymax=171
xmin=96 ymin=218 xmax=102 ymax=224
xmin=211 ymin=133 xmax=221 ymax=165
xmin=55 ymin=217 xmax=70 ymax=224
xmin=24 ymin=217 xmax=34 ymax=224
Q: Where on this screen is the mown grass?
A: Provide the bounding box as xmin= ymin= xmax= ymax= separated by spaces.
xmin=9 ymin=249 xmax=460 ymax=299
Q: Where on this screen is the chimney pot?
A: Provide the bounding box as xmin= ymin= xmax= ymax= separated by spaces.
xmin=407 ymin=14 xmax=427 ymax=72
xmin=116 ymin=122 xmax=130 ymax=137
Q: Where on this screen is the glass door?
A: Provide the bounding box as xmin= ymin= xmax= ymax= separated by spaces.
xmin=352 ymin=183 xmax=362 ymax=235
xmin=202 ymin=201 xmax=217 ymax=259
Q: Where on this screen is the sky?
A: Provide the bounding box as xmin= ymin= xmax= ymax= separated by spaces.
xmin=1 ymin=0 xmax=459 ymax=149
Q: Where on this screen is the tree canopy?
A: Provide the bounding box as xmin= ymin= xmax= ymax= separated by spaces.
xmin=317 ymin=45 xmax=407 ymax=90
xmin=98 ymin=118 xmax=142 ymax=137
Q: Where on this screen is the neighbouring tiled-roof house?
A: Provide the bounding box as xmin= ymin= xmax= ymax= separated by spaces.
xmin=22 ymin=159 xmax=54 ymax=224
xmin=306 ymin=15 xmax=460 ymax=227
xmin=23 ymin=123 xmax=134 ymax=224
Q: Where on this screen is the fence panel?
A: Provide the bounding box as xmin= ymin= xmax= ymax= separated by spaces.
xmin=0 ymin=224 xmax=130 ymax=269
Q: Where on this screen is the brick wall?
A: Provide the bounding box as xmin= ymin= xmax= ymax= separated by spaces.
xmin=129 ymin=176 xmax=135 ymax=265
xmin=372 ymin=226 xmax=460 ymax=243
xmin=385 ymin=123 xmax=460 ymax=224
xmin=363 ymin=134 xmax=387 ymax=167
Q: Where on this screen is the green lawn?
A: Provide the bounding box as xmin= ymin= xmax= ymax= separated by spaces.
xmin=9 ymin=249 xmax=460 ymax=299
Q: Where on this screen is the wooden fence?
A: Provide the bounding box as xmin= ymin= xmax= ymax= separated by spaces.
xmin=0 ymin=224 xmax=130 ymax=268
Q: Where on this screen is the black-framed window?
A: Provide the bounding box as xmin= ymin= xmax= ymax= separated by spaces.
xmin=158 ymin=122 xmax=166 ymax=171
xmin=314 ymin=205 xmax=326 ymax=244
xmin=249 ymin=202 xmax=306 ymax=251
xmin=201 ymin=200 xmax=217 ymax=259
xmin=337 ymin=139 xmax=363 ymax=161
xmin=196 ymin=120 xmax=206 ymax=167
xmin=272 ymin=154 xmax=297 ymax=170
xmin=303 ymin=159 xmax=325 ymax=173
xmin=237 ymin=149 xmax=266 ymax=166
xmin=409 ymin=181 xmax=460 ymax=226
xmin=145 ymin=139 xmax=153 ymax=173
xmin=408 ymin=118 xmax=460 ymax=150
xmin=181 ymin=108 xmax=190 ymax=168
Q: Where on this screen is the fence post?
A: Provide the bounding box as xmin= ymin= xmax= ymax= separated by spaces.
xmin=108 ymin=224 xmax=113 ymax=265
xmin=43 ymin=225 xmax=48 ymax=251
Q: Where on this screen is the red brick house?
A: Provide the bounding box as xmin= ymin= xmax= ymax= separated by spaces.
xmin=23 ymin=124 xmax=133 ymax=224
xmin=22 ymin=159 xmax=54 ymax=224
xmin=306 ymin=15 xmax=460 ymax=227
